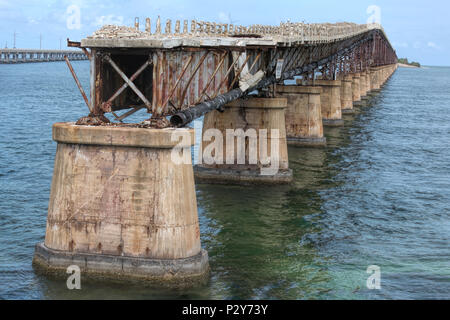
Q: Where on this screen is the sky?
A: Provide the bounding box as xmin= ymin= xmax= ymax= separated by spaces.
xmin=0 ymin=0 xmax=448 ymax=66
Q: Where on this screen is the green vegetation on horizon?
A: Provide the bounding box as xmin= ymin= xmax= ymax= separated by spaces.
xmin=398 ymin=58 xmax=421 ymax=67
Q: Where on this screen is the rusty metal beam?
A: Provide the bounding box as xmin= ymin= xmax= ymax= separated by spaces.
xmin=163 ymin=54 xmax=194 ymax=110
xmin=178 ymin=51 xmax=209 ymax=109
xmin=101 ymin=58 xmax=152 ymax=112
xmin=64 ymin=55 xmax=92 ymax=113
xmin=170 ymin=29 xmax=384 ymax=127
xmin=103 ymin=54 xmax=153 ymax=112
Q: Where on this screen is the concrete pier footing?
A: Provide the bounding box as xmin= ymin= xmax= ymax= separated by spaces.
xmin=370 ymin=67 xmax=381 ymax=92
xmin=33 ymin=123 xmax=209 ymax=287
xmin=352 ymin=73 xmax=362 ymax=106
xmin=340 ymin=75 xmax=354 ymax=114
xmin=360 ymin=72 xmax=369 ymax=101
xmin=194 ymin=98 xmax=293 ymax=185
xmin=303 ymin=79 xmax=344 ymax=127
xmin=365 ymin=70 xmax=372 ymax=96
xmin=275 ymin=85 xmax=327 ymax=147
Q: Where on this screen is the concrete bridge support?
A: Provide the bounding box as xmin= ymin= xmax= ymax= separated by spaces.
xmin=381 ymin=65 xmax=396 ymax=85
xmin=305 ymin=79 xmax=344 ymax=127
xmin=366 ymin=71 xmax=372 ymax=96
xmin=340 ymin=75 xmax=354 ymax=114
xmin=275 ymin=85 xmax=326 ymax=147
xmin=370 ymin=67 xmax=381 ymax=92
xmin=360 ymin=72 xmax=368 ymax=101
xmin=33 ymin=123 xmax=209 ymax=286
xmin=379 ymin=68 xmax=386 ymax=87
xmin=352 ymin=73 xmax=362 ymax=106
xmin=195 ymin=98 xmax=293 ymax=184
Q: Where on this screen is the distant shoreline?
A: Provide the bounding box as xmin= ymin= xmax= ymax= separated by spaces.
xmin=398 ymin=63 xmax=420 ymax=68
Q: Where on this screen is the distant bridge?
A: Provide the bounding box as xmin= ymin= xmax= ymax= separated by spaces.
xmin=0 ymin=49 xmax=87 ymax=64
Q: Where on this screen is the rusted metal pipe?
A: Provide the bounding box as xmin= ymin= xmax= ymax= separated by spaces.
xmin=212 ymin=52 xmax=242 ymax=98
xmin=64 ymin=55 xmax=92 ymax=113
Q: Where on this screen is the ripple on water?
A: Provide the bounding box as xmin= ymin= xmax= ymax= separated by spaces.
xmin=0 ymin=63 xmax=449 ymax=299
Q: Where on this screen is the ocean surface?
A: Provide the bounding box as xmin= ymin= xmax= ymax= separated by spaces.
xmin=0 ymin=61 xmax=449 ymax=299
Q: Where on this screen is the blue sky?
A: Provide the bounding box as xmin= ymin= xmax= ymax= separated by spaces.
xmin=0 ymin=0 xmax=448 ymax=66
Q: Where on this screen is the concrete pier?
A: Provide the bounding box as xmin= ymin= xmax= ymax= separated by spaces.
xmin=340 ymin=75 xmax=354 ymax=114
xmin=370 ymin=67 xmax=381 ymax=92
xmin=275 ymin=85 xmax=326 ymax=147
xmin=33 ymin=123 xmax=209 ymax=287
xmin=365 ymin=70 xmax=372 ymax=96
xmin=304 ymin=79 xmax=344 ymax=127
xmin=194 ymin=98 xmax=293 ymax=184
xmin=360 ymin=72 xmax=368 ymax=100
xmin=352 ymin=73 xmax=362 ymax=106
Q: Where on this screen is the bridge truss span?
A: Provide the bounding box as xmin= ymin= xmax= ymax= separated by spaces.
xmin=68 ymin=18 xmax=397 ymax=127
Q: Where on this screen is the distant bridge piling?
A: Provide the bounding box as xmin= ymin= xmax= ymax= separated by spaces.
xmin=0 ymin=49 xmax=87 ymax=64
xmin=275 ymin=85 xmax=326 ymax=147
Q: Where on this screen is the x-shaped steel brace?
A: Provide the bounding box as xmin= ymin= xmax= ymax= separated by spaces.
xmin=102 ymin=55 xmax=153 ymax=116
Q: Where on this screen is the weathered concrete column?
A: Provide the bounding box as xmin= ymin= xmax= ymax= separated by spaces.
xmin=377 ymin=67 xmax=385 ymax=87
xmin=352 ymin=73 xmax=362 ymax=106
xmin=340 ymin=75 xmax=354 ymax=114
xmin=359 ymin=72 xmax=368 ymax=101
xmin=275 ymin=85 xmax=326 ymax=147
xmin=377 ymin=67 xmax=384 ymax=87
xmin=195 ymin=97 xmax=293 ymax=184
xmin=365 ymin=70 xmax=372 ymax=95
xmin=304 ymin=79 xmax=344 ymax=127
xmin=370 ymin=68 xmax=381 ymax=92
xmin=33 ymin=123 xmax=209 ymax=286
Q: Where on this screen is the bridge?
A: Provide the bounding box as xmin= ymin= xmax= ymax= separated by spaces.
xmin=33 ymin=18 xmax=398 ymax=287
xmin=0 ymin=48 xmax=88 ymax=63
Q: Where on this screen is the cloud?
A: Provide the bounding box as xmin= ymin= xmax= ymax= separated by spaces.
xmin=27 ymin=18 xmax=39 ymax=25
xmin=427 ymin=41 xmax=439 ymax=49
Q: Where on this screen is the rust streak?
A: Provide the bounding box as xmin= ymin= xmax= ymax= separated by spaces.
xmin=196 ymin=51 xmax=227 ymax=104
xmin=162 ymin=54 xmax=194 ymax=111
xmin=178 ymin=51 xmax=209 ymax=109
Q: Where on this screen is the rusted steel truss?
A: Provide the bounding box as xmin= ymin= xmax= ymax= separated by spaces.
xmin=66 ymin=21 xmax=397 ymax=127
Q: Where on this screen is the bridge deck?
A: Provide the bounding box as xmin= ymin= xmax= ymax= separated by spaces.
xmin=81 ymin=21 xmax=389 ymax=49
